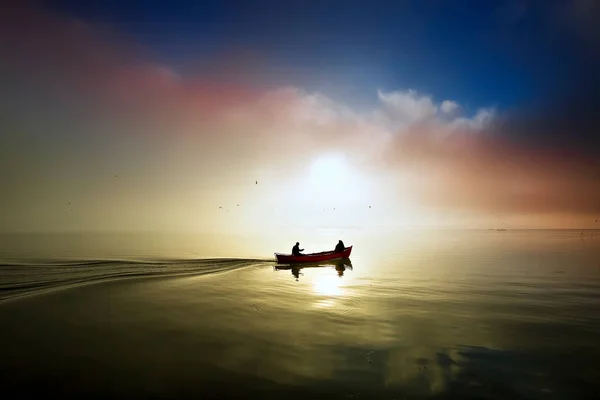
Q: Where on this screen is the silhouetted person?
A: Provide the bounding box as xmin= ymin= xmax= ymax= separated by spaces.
xmin=292 ymin=242 xmax=304 ymax=256
xmin=334 ymin=240 xmax=345 ymax=253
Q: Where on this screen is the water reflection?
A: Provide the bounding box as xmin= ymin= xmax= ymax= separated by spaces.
xmin=2 ymin=231 xmax=600 ymax=398
xmin=274 ymin=259 xmax=353 ymax=281
xmin=313 ymin=274 xmax=343 ymax=296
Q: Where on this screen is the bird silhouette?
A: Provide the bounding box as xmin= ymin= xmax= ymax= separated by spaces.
xmin=218 ymin=206 xmax=223 ymax=210
xmin=255 ymin=180 xmax=258 ymax=185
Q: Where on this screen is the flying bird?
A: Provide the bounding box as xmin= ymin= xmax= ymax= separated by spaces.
xmin=255 ymin=180 xmax=258 ymax=185
xmin=218 ymin=206 xmax=223 ymax=210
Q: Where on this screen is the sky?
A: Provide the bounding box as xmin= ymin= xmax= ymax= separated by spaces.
xmin=1 ymin=0 xmax=599 ymax=234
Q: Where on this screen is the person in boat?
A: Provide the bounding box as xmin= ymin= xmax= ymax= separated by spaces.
xmin=334 ymin=240 xmax=345 ymax=253
xmin=292 ymin=242 xmax=304 ymax=256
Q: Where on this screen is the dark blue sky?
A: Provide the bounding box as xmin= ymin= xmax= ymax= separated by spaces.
xmin=42 ymin=0 xmax=597 ymax=113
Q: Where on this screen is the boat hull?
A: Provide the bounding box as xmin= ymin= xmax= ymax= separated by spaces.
xmin=275 ymin=246 xmax=352 ymax=264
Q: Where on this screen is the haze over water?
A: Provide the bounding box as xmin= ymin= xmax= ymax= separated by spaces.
xmin=2 ymin=230 xmax=599 ymax=398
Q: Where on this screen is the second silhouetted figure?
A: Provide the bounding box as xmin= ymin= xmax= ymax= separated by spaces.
xmin=334 ymin=240 xmax=345 ymax=253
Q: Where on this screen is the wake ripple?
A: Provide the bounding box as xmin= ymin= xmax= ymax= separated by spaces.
xmin=0 ymin=258 xmax=273 ymax=302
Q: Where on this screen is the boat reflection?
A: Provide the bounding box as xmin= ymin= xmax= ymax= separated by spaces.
xmin=274 ymin=259 xmax=353 ymax=281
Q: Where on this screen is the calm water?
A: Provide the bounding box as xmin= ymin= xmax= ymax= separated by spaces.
xmin=1 ymin=230 xmax=600 ymax=398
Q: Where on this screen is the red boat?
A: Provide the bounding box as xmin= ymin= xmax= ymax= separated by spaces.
xmin=275 ymin=246 xmax=352 ymax=264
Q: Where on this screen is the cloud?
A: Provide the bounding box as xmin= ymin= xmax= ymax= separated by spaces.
xmin=440 ymin=100 xmax=460 ymax=116
xmin=368 ymin=89 xmax=598 ymax=216
xmin=375 ymin=90 xmax=492 ymax=133
xmin=378 ymin=89 xmax=438 ymax=126
xmin=246 ymin=86 xmax=599 ymax=217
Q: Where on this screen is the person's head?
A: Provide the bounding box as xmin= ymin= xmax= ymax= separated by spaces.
xmin=296 ymin=242 xmax=299 ymax=246
xmin=339 ymin=240 xmax=342 ymax=244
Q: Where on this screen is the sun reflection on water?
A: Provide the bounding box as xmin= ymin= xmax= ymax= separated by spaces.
xmin=312 ymin=274 xmax=344 ymax=297
xmin=314 ymin=299 xmax=336 ymax=308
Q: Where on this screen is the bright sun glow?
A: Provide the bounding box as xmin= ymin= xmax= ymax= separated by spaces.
xmin=259 ymin=152 xmax=427 ymax=230
xmin=303 ymin=153 xmax=370 ymax=205
xmin=309 ymin=154 xmax=348 ymax=182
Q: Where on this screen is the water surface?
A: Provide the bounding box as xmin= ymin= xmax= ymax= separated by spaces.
xmin=1 ymin=230 xmax=599 ymax=398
